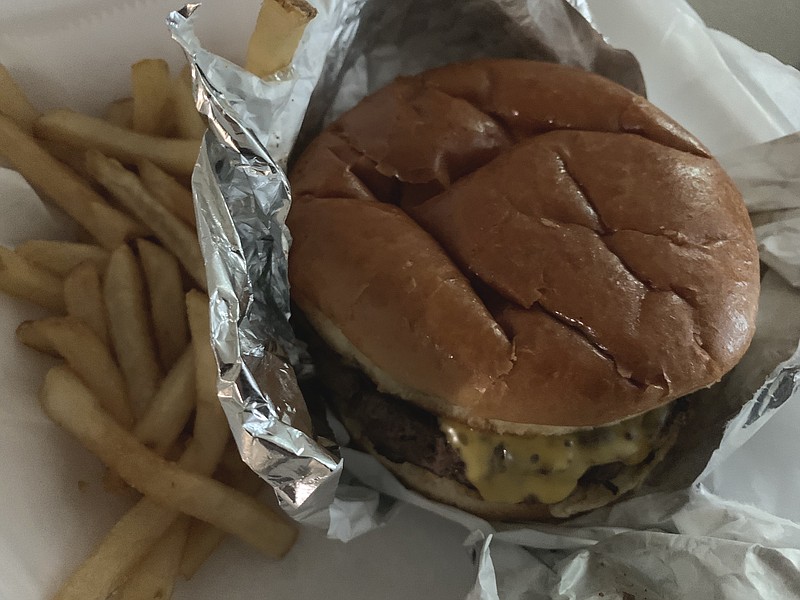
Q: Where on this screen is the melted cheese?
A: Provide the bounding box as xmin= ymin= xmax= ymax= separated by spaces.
xmin=441 ymin=407 xmax=669 ymax=504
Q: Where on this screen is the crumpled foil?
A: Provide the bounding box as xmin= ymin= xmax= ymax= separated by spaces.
xmin=167 ymin=4 xmax=349 ymax=520
xmin=167 ymin=0 xmax=648 ymax=523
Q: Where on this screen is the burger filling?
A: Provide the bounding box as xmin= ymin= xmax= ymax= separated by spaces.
xmin=441 ymin=407 xmax=670 ymax=504
xmin=319 ymin=351 xmax=677 ymax=506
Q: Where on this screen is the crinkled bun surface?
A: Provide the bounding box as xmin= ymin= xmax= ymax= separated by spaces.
xmin=287 ymin=59 xmax=759 ymax=433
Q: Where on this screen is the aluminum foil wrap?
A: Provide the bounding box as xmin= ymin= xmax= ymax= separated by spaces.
xmin=166 ymin=0 xmax=648 ymax=523
xmin=166 ymin=4 xmax=351 ymax=520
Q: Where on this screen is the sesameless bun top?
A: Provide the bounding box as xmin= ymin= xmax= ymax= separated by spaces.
xmin=287 ymin=59 xmax=760 ymax=435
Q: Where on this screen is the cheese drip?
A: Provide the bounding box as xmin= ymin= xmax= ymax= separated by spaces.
xmin=441 ymin=407 xmax=670 ymax=505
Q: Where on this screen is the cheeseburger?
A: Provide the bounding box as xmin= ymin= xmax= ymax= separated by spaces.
xmin=286 ymin=60 xmax=759 ymax=520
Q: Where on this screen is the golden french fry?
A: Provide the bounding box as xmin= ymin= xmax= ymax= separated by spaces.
xmin=0 ymin=246 xmax=64 ymax=312
xmin=103 ymin=97 xmax=134 ymax=129
xmin=85 ymin=401 xmax=230 ymax=599
xmin=133 ymin=349 xmax=196 ymax=455
xmin=64 ymin=262 xmax=109 ymax=345
xmin=179 ymin=519 xmax=225 ymax=580
xmin=54 ymin=497 xmax=179 ymax=600
xmin=40 ymin=367 xmax=297 ymax=557
xmin=86 ymin=152 xmax=207 ymax=290
xmin=181 ymin=286 xmax=231 ymax=476
xmin=245 ymin=0 xmax=316 ymax=78
xmin=52 ymin=375 xmax=235 ymax=600
xmin=67 ymin=397 xmax=229 ymax=600
xmin=137 ymin=159 xmax=196 ymax=227
xmin=35 ymin=109 xmax=199 ymax=176
xmin=108 ymin=337 xmax=193 ymax=489
xmin=104 ymin=245 xmax=161 ymax=415
xmin=186 ymin=290 xmax=215 ymax=401
xmin=17 ymin=317 xmax=133 ymax=428
xmin=0 ymin=115 xmax=144 ymax=249
xmin=180 ymin=447 xmax=266 ymax=579
xmin=0 ymin=64 xmax=39 ymax=131
xmin=170 ymin=67 xmax=206 ymax=140
xmin=51 ymin=373 xmax=263 ymax=600
xmin=131 ymin=59 xmax=173 ymax=136
xmin=16 ymin=240 xmax=109 ymax=277
xmin=185 ymin=290 xmax=230 ymax=460
xmin=114 ymin=516 xmax=190 ymax=600
xmin=38 ymin=139 xmax=90 ymax=177
xmin=137 ymin=239 xmax=189 ymax=370
xmin=14 ymin=322 xmax=58 ymax=355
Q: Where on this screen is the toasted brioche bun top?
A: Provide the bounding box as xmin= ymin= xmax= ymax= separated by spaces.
xmin=287 ymin=59 xmax=759 ymax=435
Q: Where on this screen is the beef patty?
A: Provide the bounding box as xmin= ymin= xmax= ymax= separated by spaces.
xmin=313 ymin=345 xmax=681 ymax=503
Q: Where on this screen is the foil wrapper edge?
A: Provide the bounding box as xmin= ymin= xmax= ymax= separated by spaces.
xmin=168 ymin=6 xmax=343 ymax=522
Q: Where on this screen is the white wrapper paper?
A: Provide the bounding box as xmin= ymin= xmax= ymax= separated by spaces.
xmin=721 ymin=133 xmax=800 ymax=287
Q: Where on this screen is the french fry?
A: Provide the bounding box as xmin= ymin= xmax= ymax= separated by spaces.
xmin=137 ymin=239 xmax=189 ymax=370
xmin=0 ymin=246 xmax=64 ymax=312
xmin=40 ymin=367 xmax=297 ymax=557
xmin=103 ymin=97 xmax=134 ymax=129
xmin=0 ymin=64 xmax=39 ymax=131
xmin=49 ymin=292 xmax=233 ymax=599
xmin=104 ymin=245 xmax=161 ymax=415
xmin=6 ymin=43 xmax=303 ymax=599
xmin=54 ymin=496 xmax=180 ymax=600
xmin=179 ymin=520 xmax=226 ymax=581
xmin=131 ymin=59 xmax=173 ymax=136
xmin=185 ymin=290 xmax=229 ymax=458
xmin=245 ymin=0 xmax=316 ymax=78
xmin=64 ymin=263 xmax=109 ymax=345
xmin=114 ymin=516 xmax=190 ymax=600
xmin=16 ymin=240 xmax=110 ymax=277
xmin=57 ymin=418 xmax=232 ymax=600
xmin=180 ymin=447 xmax=266 ymax=579
xmin=35 ymin=109 xmax=199 ymax=176
xmin=174 ymin=294 xmax=235 ymax=576
xmin=17 ymin=317 xmax=133 ymax=428
xmin=186 ymin=290 xmax=214 ymax=397
xmin=51 ymin=372 xmax=226 ymax=600
xmin=14 ymin=322 xmax=58 ymax=356
xmin=170 ymin=67 xmax=206 ymax=140
xmin=104 ymin=348 xmax=195 ymax=493
xmin=2 ymin=44 xmax=302 ymax=600
xmin=133 ymin=349 xmax=196 ymax=455
xmin=38 ymin=139 xmax=90 ymax=177
xmin=177 ymin=290 xmax=232 ymax=509
xmin=138 ymin=158 xmax=196 ymax=227
xmin=0 ymin=115 xmax=144 ymax=249
xmin=86 ymin=151 xmax=207 ymax=290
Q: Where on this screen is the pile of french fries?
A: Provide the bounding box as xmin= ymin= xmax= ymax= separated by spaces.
xmin=0 ymin=1 xmax=317 ymax=596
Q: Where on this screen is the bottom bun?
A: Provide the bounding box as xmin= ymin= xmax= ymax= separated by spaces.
xmin=345 ymin=410 xmax=684 ymax=521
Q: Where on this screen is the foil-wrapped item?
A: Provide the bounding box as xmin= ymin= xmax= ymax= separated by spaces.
xmin=167 ymin=5 xmax=348 ymax=520
xmin=167 ymin=0 xmax=647 ymax=523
